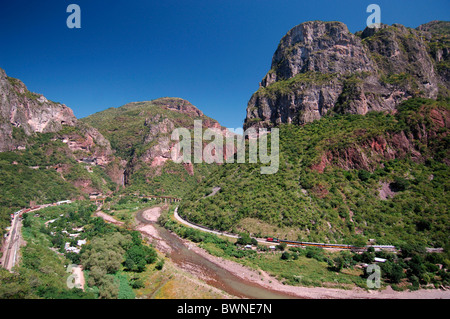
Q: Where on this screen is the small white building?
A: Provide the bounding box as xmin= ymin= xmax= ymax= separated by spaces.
xmin=374 ymin=257 xmax=387 ymax=263
xmin=65 ymin=242 xmax=81 ymax=254
xmin=77 ymin=239 xmax=87 ymax=246
xmin=57 ymin=200 xmax=72 ymax=205
xmin=45 ymin=219 xmax=57 ymax=226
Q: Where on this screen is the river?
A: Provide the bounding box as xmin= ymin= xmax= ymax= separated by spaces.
xmin=136 ymin=209 xmax=299 ymax=299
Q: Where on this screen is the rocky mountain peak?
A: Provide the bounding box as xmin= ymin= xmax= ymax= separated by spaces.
xmin=0 ymin=67 xmax=77 ymax=151
xmin=244 ymin=20 xmax=450 ymax=130
xmin=146 ymin=97 xmax=204 ymax=117
xmin=263 ymin=21 xmax=375 ymax=87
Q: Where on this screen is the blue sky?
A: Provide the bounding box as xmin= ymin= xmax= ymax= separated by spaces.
xmin=0 ymin=0 xmax=448 ymax=129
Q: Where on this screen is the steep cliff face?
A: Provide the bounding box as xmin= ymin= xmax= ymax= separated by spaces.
xmin=244 ymin=20 xmax=450 ymax=129
xmin=0 ymin=67 xmax=123 ymax=196
xmin=311 ymin=102 xmax=450 ymax=173
xmin=0 ymin=68 xmax=77 ymax=151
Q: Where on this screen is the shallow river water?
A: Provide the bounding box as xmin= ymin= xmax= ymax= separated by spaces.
xmin=136 ymin=210 xmax=299 ymax=299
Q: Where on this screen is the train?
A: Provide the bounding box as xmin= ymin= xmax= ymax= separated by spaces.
xmin=175 ymin=213 xmax=396 ymax=251
xmin=266 ymin=237 xmax=395 ymax=250
xmin=9 ymin=205 xmax=43 ymax=220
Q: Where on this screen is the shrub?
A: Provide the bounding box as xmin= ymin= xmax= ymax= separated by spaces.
xmin=281 ymin=252 xmax=291 ymax=260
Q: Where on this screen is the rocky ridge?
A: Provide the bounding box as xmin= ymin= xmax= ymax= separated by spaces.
xmin=0 ymin=66 xmax=233 ymax=198
xmin=0 ymin=67 xmax=123 ymax=194
xmin=244 ymin=20 xmax=450 ymax=129
xmin=81 ymin=97 xmax=235 ymax=195
xmin=0 ymin=67 xmax=78 ymax=151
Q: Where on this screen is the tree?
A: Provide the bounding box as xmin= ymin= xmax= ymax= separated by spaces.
xmin=381 ymin=261 xmax=404 ymax=284
xmin=329 ymin=256 xmax=344 ymax=272
xmin=390 ymin=176 xmax=409 ymax=192
xmin=124 ymin=245 xmax=156 ymax=272
xmin=281 ymin=251 xmax=291 ymax=260
xmin=0 ymin=269 xmax=33 ymax=299
xmin=98 ymin=275 xmax=119 ymax=299
xmin=358 ymin=170 xmax=371 ymax=182
xmin=66 ymin=251 xmax=81 ymax=264
xmin=236 ymin=233 xmax=252 ymax=246
xmin=400 ymin=243 xmax=426 ymax=258
xmin=360 ymin=251 xmax=375 ymax=264
xmin=81 ymin=233 xmax=131 ymax=274
xmin=155 ymin=259 xmax=165 ymax=270
xmin=88 ymin=266 xmax=107 ymax=287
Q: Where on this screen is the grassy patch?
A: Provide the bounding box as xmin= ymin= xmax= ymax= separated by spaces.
xmin=256 ymin=71 xmax=337 ymax=98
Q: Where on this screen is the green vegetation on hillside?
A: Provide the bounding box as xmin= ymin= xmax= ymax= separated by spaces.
xmin=81 ymin=98 xmax=223 ymax=197
xmin=178 ymin=98 xmax=449 ymax=248
xmin=124 ymin=161 xmax=216 ymax=198
xmin=81 ymin=98 xmax=217 ymax=159
xmin=0 ymin=127 xmax=117 ymax=238
xmin=161 ymin=207 xmax=449 ymax=290
xmin=256 ymin=71 xmax=338 ymax=98
xmin=0 ymin=201 xmax=159 ymax=299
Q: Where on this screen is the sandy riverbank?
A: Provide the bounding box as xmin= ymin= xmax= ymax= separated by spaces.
xmin=135 ymin=207 xmax=172 ymax=253
xmin=185 ymin=241 xmax=450 ymax=299
xmin=169 ymin=210 xmax=450 ymax=299
xmin=99 ymin=207 xmax=450 ymax=299
xmin=140 ymin=206 xmax=162 ymax=223
xmin=94 ymin=211 xmax=124 ymax=226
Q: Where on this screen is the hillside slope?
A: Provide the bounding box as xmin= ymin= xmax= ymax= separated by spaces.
xmin=82 ymin=97 xmax=233 ymax=197
xmin=185 ymin=20 xmax=448 ymax=248
xmin=180 ymin=98 xmax=449 ymax=247
xmin=0 ymin=68 xmax=122 ymax=236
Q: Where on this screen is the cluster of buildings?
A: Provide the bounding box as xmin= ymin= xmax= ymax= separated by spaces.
xmin=46 ymin=219 xmax=87 ymax=254
xmin=62 ymin=228 xmax=87 ymax=254
xmin=64 ymin=239 xmax=87 ymax=254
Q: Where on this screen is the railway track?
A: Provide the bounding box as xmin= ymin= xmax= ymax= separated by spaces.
xmin=1 ymin=202 xmax=72 ymax=271
xmin=1 ymin=215 xmax=21 ymax=270
xmin=173 ymin=207 xmax=396 ymax=251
